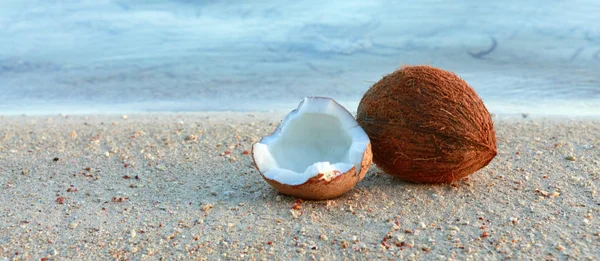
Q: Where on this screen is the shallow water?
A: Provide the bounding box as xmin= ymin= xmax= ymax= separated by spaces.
xmin=1 ymin=0 xmax=599 ymax=115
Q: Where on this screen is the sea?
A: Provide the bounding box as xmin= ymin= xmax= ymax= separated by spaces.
xmin=1 ymin=0 xmax=599 ymax=115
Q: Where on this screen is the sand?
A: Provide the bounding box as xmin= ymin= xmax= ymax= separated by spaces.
xmin=0 ymin=113 xmax=598 ymax=260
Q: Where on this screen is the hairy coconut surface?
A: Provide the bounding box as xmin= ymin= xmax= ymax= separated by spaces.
xmin=356 ymin=65 xmax=497 ymax=183
xmin=253 ymin=97 xmax=372 ymax=200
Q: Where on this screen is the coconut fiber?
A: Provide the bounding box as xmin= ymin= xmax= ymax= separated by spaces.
xmin=356 ymin=65 xmax=497 ymax=183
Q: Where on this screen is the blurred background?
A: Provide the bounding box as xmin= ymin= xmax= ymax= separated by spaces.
xmin=0 ymin=0 xmax=599 ymax=115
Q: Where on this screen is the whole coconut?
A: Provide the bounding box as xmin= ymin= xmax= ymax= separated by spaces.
xmin=356 ymin=65 xmax=497 ymax=183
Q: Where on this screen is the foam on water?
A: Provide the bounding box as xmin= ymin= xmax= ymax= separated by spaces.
xmin=0 ymin=0 xmax=599 ymax=115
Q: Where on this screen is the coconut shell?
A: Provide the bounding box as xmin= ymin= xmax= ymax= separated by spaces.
xmin=253 ymin=143 xmax=372 ymax=200
xmin=356 ymin=65 xmax=497 ymax=183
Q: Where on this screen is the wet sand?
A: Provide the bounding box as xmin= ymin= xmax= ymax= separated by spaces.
xmin=0 ymin=113 xmax=598 ymax=260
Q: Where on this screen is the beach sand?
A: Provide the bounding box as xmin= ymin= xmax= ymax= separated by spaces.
xmin=0 ymin=113 xmax=598 ymax=260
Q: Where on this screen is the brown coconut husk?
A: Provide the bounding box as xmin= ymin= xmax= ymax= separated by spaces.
xmin=356 ymin=65 xmax=497 ymax=183
xmin=254 ymin=144 xmax=372 ymax=200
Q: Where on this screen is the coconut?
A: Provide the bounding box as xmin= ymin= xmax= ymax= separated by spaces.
xmin=252 ymin=97 xmax=372 ymax=200
xmin=356 ymin=65 xmax=497 ymax=183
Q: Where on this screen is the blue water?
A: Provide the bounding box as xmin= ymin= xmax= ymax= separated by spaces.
xmin=1 ymin=0 xmax=599 ymax=115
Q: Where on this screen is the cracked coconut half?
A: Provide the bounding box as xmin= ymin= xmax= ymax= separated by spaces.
xmin=252 ymin=97 xmax=372 ymax=200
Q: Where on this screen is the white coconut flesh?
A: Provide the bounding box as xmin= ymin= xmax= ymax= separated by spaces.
xmin=253 ymin=97 xmax=370 ymax=186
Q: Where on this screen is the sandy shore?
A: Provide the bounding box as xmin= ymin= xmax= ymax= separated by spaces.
xmin=0 ymin=113 xmax=598 ymax=260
